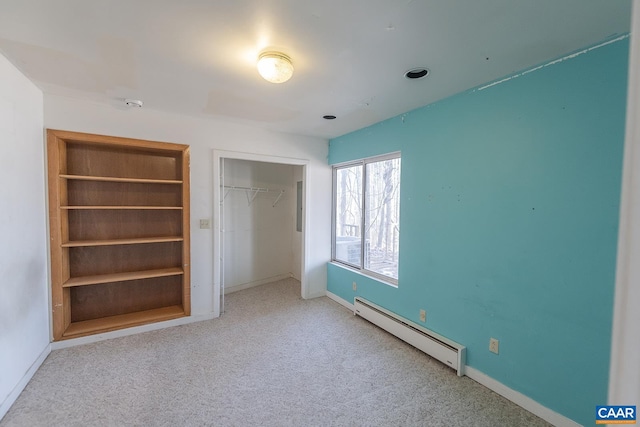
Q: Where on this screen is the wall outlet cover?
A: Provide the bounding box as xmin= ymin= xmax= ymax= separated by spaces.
xmin=489 ymin=338 xmax=499 ymax=354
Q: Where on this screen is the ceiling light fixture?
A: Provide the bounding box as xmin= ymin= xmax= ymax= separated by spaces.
xmin=257 ymin=52 xmax=294 ymax=84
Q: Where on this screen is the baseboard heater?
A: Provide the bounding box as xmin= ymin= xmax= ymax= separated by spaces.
xmin=353 ymin=297 xmax=466 ymax=376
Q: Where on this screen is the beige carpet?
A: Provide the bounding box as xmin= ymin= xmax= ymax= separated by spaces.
xmin=1 ymin=278 xmax=551 ymax=426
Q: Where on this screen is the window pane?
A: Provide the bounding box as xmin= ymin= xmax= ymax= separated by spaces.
xmin=334 ymin=165 xmax=362 ymax=266
xmin=364 ymin=158 xmax=401 ymax=279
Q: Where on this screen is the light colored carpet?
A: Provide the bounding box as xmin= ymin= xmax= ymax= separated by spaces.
xmin=1 ymin=278 xmax=551 ymax=426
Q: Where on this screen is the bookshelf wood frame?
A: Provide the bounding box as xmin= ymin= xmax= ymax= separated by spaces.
xmin=47 ymin=129 xmax=191 ymax=340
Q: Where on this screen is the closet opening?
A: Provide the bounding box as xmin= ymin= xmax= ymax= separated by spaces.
xmin=212 ymin=151 xmax=309 ymax=316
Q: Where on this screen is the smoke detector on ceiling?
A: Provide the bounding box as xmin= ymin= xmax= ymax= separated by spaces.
xmin=124 ymin=99 xmax=143 ymax=108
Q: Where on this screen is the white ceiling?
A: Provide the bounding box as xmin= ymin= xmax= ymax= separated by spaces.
xmin=0 ymin=1 xmax=632 ymax=139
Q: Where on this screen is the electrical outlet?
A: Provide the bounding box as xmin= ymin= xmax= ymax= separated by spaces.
xmin=419 ymin=309 xmax=426 ymax=322
xmin=352 ymin=281 xmax=357 ymax=291
xmin=489 ymin=338 xmax=499 ymax=354
xmin=199 ymin=219 xmax=211 ymax=229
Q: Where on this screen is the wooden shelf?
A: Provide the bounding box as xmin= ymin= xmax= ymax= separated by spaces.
xmin=62 ymin=305 xmax=186 ymax=338
xmin=60 ymin=174 xmax=183 ymax=184
xmin=61 ymin=206 xmax=183 ymax=210
xmin=62 ymin=237 xmax=184 ymax=247
xmin=47 ymin=129 xmax=191 ymax=341
xmin=63 ymin=267 xmax=184 ymax=288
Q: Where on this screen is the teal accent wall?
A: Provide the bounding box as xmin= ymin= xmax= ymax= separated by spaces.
xmin=327 ymin=38 xmax=628 ymax=426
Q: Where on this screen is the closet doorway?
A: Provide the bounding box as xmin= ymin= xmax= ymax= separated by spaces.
xmin=213 ymin=150 xmax=308 ymax=315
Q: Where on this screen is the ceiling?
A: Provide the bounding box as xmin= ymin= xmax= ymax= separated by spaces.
xmin=0 ymin=1 xmax=632 ymax=139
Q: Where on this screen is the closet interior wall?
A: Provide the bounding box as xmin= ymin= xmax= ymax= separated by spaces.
xmin=222 ymin=159 xmax=302 ymax=293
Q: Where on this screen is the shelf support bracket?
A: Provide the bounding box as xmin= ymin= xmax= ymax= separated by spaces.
xmin=246 ymin=189 xmax=260 ymax=206
xmin=272 ymin=190 xmax=285 ymax=207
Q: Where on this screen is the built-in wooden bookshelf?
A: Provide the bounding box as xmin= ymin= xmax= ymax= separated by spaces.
xmin=47 ymin=130 xmax=191 ymax=340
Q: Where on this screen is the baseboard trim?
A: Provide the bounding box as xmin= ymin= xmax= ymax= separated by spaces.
xmin=51 ymin=312 xmax=216 ymax=350
xmin=465 ymin=366 xmax=581 ymax=427
xmin=224 ymin=273 xmax=293 ymax=295
xmin=0 ymin=343 xmax=51 ymax=421
xmin=326 ymin=291 xmax=355 ymax=311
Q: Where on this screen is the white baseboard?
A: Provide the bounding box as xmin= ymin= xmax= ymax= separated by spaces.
xmin=51 ymin=312 xmax=216 ymax=350
xmin=224 ymin=273 xmax=293 ymax=295
xmin=326 ymin=291 xmax=355 ymax=311
xmin=0 ymin=343 xmax=51 ymax=421
xmin=305 ymin=290 xmax=329 ymax=299
xmin=465 ymin=366 xmax=581 ymax=427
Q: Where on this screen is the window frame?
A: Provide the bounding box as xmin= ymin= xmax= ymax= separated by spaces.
xmin=331 ymin=151 xmax=401 ymax=285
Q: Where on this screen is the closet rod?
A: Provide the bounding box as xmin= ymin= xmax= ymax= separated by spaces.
xmin=222 ymin=185 xmax=285 ymax=207
xmin=223 ymin=185 xmax=269 ymax=192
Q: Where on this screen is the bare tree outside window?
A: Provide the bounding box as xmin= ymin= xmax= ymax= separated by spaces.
xmin=334 ymin=165 xmax=362 ymax=266
xmin=365 ymin=158 xmax=400 ymax=279
xmin=333 ymin=153 xmax=401 ymax=283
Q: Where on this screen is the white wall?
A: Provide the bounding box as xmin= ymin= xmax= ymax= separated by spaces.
xmin=0 ymin=54 xmax=49 ymax=418
xmin=609 ymin=0 xmax=640 ymax=406
xmin=223 ymin=159 xmax=297 ymax=291
xmin=44 ymin=94 xmax=331 ymax=318
xmin=292 ymin=165 xmax=303 ymax=281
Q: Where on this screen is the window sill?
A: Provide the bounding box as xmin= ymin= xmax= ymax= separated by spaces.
xmin=329 ymin=261 xmax=399 ymax=289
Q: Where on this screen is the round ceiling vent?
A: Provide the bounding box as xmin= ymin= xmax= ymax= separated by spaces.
xmin=404 ymin=68 xmax=429 ymax=80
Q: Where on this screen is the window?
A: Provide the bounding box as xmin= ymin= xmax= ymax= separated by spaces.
xmin=332 ymin=153 xmax=401 ymax=283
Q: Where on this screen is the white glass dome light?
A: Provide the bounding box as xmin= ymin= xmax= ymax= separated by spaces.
xmin=257 ymin=52 xmax=294 ymax=84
